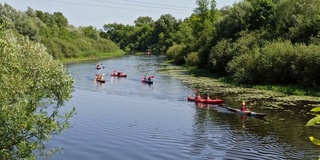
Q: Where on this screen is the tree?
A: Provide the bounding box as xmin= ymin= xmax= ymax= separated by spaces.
xmin=0 ymin=25 xmax=75 ymax=159
xmin=134 ymin=16 xmax=154 ymax=27
xmin=216 ymin=1 xmax=252 ymax=40
xmin=274 ymin=0 xmax=320 ymax=43
xmin=80 ymin=25 xmax=99 ymax=40
xmin=53 ymin=12 xmax=68 ymax=28
xmin=103 ymin=23 xmax=135 ymax=50
xmin=191 ymin=0 xmax=220 ymax=68
xmin=153 ymin=14 xmax=178 ymax=53
xmin=247 ymin=0 xmax=276 ymax=31
xmin=131 ymin=24 xmax=154 ymax=51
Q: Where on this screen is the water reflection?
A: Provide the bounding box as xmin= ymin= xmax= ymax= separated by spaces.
xmin=48 ymin=55 xmax=320 ymax=160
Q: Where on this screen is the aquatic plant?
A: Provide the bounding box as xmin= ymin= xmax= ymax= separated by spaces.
xmin=306 ymin=107 xmax=320 ymax=146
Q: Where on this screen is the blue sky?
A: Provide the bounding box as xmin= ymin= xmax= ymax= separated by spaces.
xmin=2 ymin=0 xmax=237 ymax=29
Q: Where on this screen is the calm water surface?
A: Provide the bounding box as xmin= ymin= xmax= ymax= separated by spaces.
xmin=48 ymin=55 xmax=320 ymax=160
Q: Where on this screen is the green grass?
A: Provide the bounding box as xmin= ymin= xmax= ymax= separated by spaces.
xmin=252 ymin=85 xmax=320 ymax=97
xmin=183 ymin=65 xmax=320 ymax=97
xmin=60 ymin=50 xmax=125 ymax=64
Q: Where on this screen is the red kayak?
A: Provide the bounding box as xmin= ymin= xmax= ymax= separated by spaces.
xmin=111 ymin=73 xmax=127 ymax=77
xmin=187 ymin=97 xmax=224 ymax=104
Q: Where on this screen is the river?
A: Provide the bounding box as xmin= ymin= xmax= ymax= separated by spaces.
xmin=48 ymin=55 xmax=320 ymax=160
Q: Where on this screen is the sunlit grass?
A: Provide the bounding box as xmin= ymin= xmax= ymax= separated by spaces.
xmin=253 ymin=85 xmax=320 ymax=97
xmin=60 ymin=50 xmax=125 ymax=64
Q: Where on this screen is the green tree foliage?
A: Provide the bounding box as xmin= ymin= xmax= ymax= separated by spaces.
xmin=171 ymin=21 xmax=195 ymax=58
xmin=274 ymin=0 xmax=320 ymax=43
xmin=194 ymin=0 xmax=210 ymax=22
xmin=184 ymin=52 xmax=200 ymax=66
xmin=216 ymin=1 xmax=252 ymax=40
xmin=247 ymin=0 xmax=276 ymax=31
xmin=153 ymin=14 xmax=179 ymax=53
xmin=35 ymin=10 xmax=53 ymax=27
xmin=4 ymin=0 xmax=319 ymax=90
xmin=166 ymin=43 xmax=186 ymax=64
xmin=134 ymin=16 xmax=155 ymax=27
xmin=208 ymin=39 xmax=233 ymax=74
xmin=0 ymin=3 xmax=122 ymax=61
xmin=126 ymin=16 xmax=156 ymax=51
xmin=191 ymin=0 xmax=221 ymax=68
xmin=172 ymin=21 xmax=194 ymax=46
xmin=80 ymin=25 xmax=99 ymax=40
xmin=103 ymin=23 xmax=135 ymax=50
xmin=15 ymin=16 xmax=39 ymax=40
xmin=131 ymin=24 xmax=154 ymax=51
xmin=53 ymin=12 xmax=68 ymax=28
xmin=0 ymin=27 xmax=75 ymax=159
xmin=227 ymin=40 xmax=320 ymax=86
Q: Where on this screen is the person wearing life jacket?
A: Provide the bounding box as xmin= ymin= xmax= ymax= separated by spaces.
xmin=241 ymin=101 xmax=248 ymax=111
xmin=195 ymin=92 xmax=202 ymax=100
xmin=96 ymin=74 xmax=100 ymax=79
xmin=206 ymin=93 xmax=211 ymax=100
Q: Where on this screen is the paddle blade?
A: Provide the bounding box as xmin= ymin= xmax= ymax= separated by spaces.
xmin=150 ymin=76 xmax=154 ymax=78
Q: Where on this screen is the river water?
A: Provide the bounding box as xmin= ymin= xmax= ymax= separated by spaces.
xmin=48 ymin=55 xmax=320 ymax=160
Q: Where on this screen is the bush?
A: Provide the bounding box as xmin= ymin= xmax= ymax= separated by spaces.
xmin=184 ymin=52 xmax=200 ymax=66
xmin=166 ymin=43 xmax=186 ymax=64
xmin=0 ymin=28 xmax=75 ymax=159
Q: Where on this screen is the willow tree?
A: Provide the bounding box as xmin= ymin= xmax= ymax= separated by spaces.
xmin=0 ymin=25 xmax=75 ymax=159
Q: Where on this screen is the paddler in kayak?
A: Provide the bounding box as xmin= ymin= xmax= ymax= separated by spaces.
xmin=195 ymin=92 xmax=203 ymax=100
xmin=206 ymin=93 xmax=211 ymax=100
xmin=100 ymin=74 xmax=105 ymax=80
xmin=95 ymin=74 xmax=100 ymax=80
xmin=241 ymin=101 xmax=249 ymax=111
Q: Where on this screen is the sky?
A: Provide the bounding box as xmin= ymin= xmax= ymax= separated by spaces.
xmin=2 ymin=0 xmax=237 ymax=29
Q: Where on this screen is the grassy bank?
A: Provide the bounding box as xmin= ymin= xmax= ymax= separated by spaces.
xmin=159 ymin=62 xmax=320 ymax=109
xmin=185 ymin=66 xmax=320 ymax=97
xmin=59 ymin=50 xmax=126 ymax=64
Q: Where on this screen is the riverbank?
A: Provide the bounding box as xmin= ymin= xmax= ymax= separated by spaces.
xmin=159 ymin=64 xmax=320 ymax=109
xmin=59 ymin=50 xmax=126 ymax=64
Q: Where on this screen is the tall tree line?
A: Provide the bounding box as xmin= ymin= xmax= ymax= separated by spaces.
xmin=102 ymin=0 xmax=320 ymax=87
